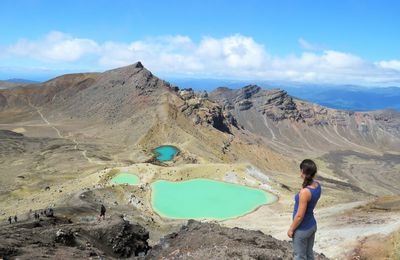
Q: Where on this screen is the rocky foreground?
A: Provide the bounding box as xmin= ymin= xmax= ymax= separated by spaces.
xmin=148 ymin=220 xmax=328 ymax=260
xmin=0 ymin=214 xmax=328 ymax=260
xmin=0 ymin=214 xmax=149 ymax=259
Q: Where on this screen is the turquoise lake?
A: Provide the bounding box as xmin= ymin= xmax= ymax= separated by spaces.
xmin=153 ymin=145 xmax=179 ymax=161
xmin=110 ymin=173 xmax=140 ymax=185
xmin=151 ymin=178 xmax=276 ymax=220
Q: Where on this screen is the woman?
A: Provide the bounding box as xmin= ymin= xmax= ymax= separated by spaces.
xmin=287 ymin=159 xmax=321 ymax=260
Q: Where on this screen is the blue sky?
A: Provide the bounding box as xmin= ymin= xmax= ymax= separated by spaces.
xmin=1 ymin=0 xmax=400 ymax=85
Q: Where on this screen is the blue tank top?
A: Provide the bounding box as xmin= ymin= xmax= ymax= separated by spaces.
xmin=292 ymin=182 xmax=321 ymax=230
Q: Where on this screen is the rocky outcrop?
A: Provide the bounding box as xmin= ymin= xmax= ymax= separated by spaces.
xmin=89 ymin=216 xmax=150 ymax=257
xmin=55 ymin=228 xmax=75 ymax=246
xmin=238 ymin=99 xmax=253 ymax=111
xmin=177 ymin=88 xmax=238 ymax=134
xmin=209 ymin=85 xmax=303 ymax=122
xmin=262 ymin=90 xmax=300 ymax=121
xmin=372 ymin=109 xmax=400 ymax=135
xmin=0 ymin=215 xmax=149 ymax=259
xmin=147 ymin=220 xmax=329 ymax=260
xmin=0 ymin=129 xmax=24 ymax=138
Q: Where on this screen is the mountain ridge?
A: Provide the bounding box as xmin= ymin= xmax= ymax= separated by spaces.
xmin=1 ymin=63 xmax=399 ymax=153
xmin=167 ymin=78 xmax=400 ymax=112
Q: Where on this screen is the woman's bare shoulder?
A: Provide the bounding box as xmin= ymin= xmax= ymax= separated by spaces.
xmin=299 ymin=188 xmax=311 ymax=196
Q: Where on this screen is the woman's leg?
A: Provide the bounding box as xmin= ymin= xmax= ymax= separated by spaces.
xmin=293 ymin=229 xmax=308 ymax=260
xmin=306 ymin=225 xmax=317 ymax=260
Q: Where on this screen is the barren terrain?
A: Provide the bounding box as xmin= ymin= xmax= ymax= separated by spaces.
xmin=1 ymin=63 xmax=399 ymax=259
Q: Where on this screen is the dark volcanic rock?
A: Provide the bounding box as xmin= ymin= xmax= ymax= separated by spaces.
xmin=210 ymin=86 xmax=302 ymax=122
xmin=0 ymin=215 xmax=330 ymax=260
xmin=235 ymin=85 xmax=262 ymax=100
xmin=0 ymin=215 xmax=149 ymax=259
xmin=0 ymin=246 xmax=19 ymax=259
xmin=177 ymin=88 xmax=238 ymax=134
xmin=147 ymin=220 xmax=329 ymax=260
xmin=238 ymin=99 xmax=253 ymax=111
xmin=0 ymin=130 xmax=24 ymax=138
xmin=178 ymin=89 xmax=195 ymax=100
xmin=55 ymin=228 xmax=75 ymax=246
xmin=89 ymin=217 xmax=150 ymax=257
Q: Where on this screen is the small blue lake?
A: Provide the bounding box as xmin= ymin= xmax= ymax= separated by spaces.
xmin=153 ymin=145 xmax=179 ymax=161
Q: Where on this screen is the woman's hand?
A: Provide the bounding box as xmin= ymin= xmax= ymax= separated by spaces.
xmin=287 ymin=228 xmax=294 ymax=238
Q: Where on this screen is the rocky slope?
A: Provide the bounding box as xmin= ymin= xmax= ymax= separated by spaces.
xmin=0 ymin=215 xmax=149 ymax=259
xmin=209 ymin=85 xmax=400 ymax=154
xmin=147 ymin=220 xmax=328 ymax=260
xmin=0 ymin=215 xmax=328 ymax=260
xmin=0 ymin=80 xmax=33 ymax=90
xmin=0 ymin=62 xmax=233 ymax=133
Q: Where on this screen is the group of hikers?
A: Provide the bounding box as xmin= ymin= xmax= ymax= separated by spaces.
xmin=6 ymin=208 xmax=55 ymax=224
xmin=7 ymin=215 xmax=17 ymax=224
xmin=33 ymin=208 xmax=53 ymax=219
xmin=6 ymin=204 xmax=106 ymax=224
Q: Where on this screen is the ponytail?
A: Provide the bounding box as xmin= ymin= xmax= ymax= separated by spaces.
xmin=300 ymin=159 xmax=317 ymax=188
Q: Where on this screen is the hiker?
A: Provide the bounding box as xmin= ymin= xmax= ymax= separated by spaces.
xmin=288 ymin=159 xmax=321 ymax=260
xmin=99 ymin=204 xmax=106 ymax=220
xmin=45 ymin=208 xmax=54 ymax=217
xmin=14 ymin=215 xmax=18 ymax=223
xmin=8 ymin=216 xmax=12 ymax=224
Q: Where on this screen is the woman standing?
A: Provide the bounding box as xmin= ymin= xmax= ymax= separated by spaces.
xmin=287 ymin=159 xmax=321 ymax=260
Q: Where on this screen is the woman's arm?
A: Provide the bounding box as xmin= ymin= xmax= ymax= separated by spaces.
xmin=287 ymin=189 xmax=311 ymax=238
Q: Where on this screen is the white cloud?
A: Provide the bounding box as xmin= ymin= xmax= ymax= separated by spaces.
xmin=197 ymin=35 xmax=267 ymax=68
xmin=6 ymin=31 xmax=99 ymax=62
xmin=322 ymin=50 xmax=364 ymax=68
xmin=96 ymin=34 xmax=267 ymax=75
xmin=378 ymin=60 xmax=400 ymax=71
xmin=2 ymin=31 xmax=400 ymax=85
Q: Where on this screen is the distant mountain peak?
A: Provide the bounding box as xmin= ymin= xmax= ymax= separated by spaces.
xmin=135 ymin=61 xmax=144 ymax=69
xmin=240 ymin=85 xmax=262 ymax=96
xmin=242 ymin=84 xmax=261 ymax=90
xmin=214 ymin=86 xmax=233 ymax=92
xmin=6 ymin=78 xmax=39 ymax=84
xmin=104 ymin=61 xmax=147 ymax=75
